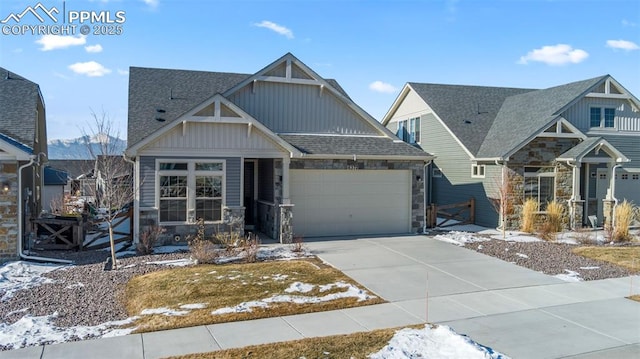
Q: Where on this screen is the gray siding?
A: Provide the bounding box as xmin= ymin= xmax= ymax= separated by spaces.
xmin=600 ymin=134 xmax=640 ymax=167
xmin=228 ymin=82 xmax=378 ymax=135
xmin=421 ymin=113 xmax=498 ymax=227
xmin=562 ymin=97 xmax=640 ymax=133
xmin=138 ymin=156 xmax=241 ymax=208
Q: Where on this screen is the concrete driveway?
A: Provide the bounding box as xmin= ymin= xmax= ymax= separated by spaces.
xmin=2 ymin=235 xmax=638 ymax=359
xmin=307 ymin=235 xmax=640 ymax=359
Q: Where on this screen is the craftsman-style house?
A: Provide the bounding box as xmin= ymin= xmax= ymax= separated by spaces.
xmin=383 ymin=75 xmax=639 ymax=229
xmin=126 ymin=53 xmax=433 ymax=243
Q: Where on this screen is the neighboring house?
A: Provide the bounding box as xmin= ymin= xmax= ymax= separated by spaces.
xmin=43 ymin=166 xmax=68 ymax=213
xmin=48 ymin=159 xmax=96 ymax=203
xmin=383 ymin=75 xmax=639 ymax=229
xmin=0 ymin=67 xmax=48 ymax=263
xmin=126 ymin=53 xmax=432 ymax=243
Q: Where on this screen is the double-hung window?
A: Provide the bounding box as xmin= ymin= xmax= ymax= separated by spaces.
xmin=159 ymin=162 xmax=188 ymax=222
xmin=590 ymin=107 xmax=616 ymax=128
xmin=158 ymin=160 xmax=225 ymax=223
xmin=523 ymin=167 xmax=555 ymax=210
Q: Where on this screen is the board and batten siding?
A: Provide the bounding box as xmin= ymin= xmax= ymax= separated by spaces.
xmin=561 ymin=97 xmax=640 ymax=133
xmin=227 ymin=81 xmax=378 ymax=135
xmin=421 ymin=113 xmax=499 ymax=227
xmin=140 ymin=122 xmax=287 ymax=157
xmin=138 ymin=156 xmax=242 ymax=208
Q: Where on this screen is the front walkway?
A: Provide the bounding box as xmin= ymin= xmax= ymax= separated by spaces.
xmin=1 ymin=235 xmax=638 ymax=359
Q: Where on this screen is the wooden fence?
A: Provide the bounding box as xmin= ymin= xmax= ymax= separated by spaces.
xmin=426 ymin=198 xmax=475 ymax=228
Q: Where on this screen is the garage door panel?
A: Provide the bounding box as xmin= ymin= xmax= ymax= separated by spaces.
xmin=290 ymin=169 xmax=411 ymax=237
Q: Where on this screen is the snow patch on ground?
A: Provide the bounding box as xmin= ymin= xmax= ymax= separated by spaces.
xmin=140 ymin=307 xmax=190 ymax=316
xmin=369 ymin=324 xmax=509 ymax=359
xmin=516 ymin=253 xmax=528 ymax=259
xmin=179 ymin=303 xmax=207 ymax=310
xmin=211 ymin=281 xmax=375 ymax=315
xmin=146 ymin=258 xmax=195 ymax=267
xmin=554 ymin=270 xmax=583 ymax=282
xmin=0 ymin=261 xmax=62 ymax=301
xmin=0 ymin=312 xmax=137 ymax=350
xmin=434 ymin=231 xmax=488 ymax=246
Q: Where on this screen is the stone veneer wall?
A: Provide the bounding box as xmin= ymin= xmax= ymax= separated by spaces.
xmin=505 ymin=137 xmax=581 ymax=230
xmin=0 ymin=163 xmax=19 ymax=263
xmin=289 ymin=159 xmax=426 ymax=233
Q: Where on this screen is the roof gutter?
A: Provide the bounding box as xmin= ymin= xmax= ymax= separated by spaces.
xmin=295 ymin=153 xmax=435 ymax=161
xmin=18 ymin=153 xmax=72 ymax=264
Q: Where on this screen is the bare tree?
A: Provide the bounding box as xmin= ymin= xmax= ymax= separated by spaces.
xmin=82 ymin=110 xmax=132 ymax=270
xmin=490 ymin=166 xmax=518 ymax=239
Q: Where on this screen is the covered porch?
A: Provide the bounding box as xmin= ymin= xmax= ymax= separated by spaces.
xmin=557 ymin=137 xmax=630 ymax=228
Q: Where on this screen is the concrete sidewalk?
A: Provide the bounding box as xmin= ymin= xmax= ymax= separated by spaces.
xmin=2 ymin=235 xmax=639 ymax=359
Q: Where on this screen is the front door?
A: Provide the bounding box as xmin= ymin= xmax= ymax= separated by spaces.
xmin=244 ymin=160 xmax=256 ymax=229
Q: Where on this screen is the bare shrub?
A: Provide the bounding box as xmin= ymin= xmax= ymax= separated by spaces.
xmin=137 ymin=226 xmax=164 ymax=255
xmin=574 ymin=227 xmax=596 ymax=245
xmin=521 ymin=198 xmax=538 ymax=233
xmin=291 ymin=235 xmax=305 ymax=254
xmin=612 ymin=200 xmax=634 ymax=242
xmin=242 ymin=233 xmax=260 ymax=263
xmin=187 ymin=218 xmax=219 ymax=264
xmin=540 ymin=201 xmax=565 ymax=241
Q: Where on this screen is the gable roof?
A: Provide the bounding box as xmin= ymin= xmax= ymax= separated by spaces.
xmin=407 ymin=83 xmax=535 ymax=155
xmin=47 ymin=159 xmax=95 ymax=179
xmin=128 ymin=57 xmax=354 ymax=147
xmin=0 ymin=67 xmax=42 ymax=151
xmin=128 ymin=53 xmax=427 ymax=160
xmin=477 ymin=75 xmax=608 ymax=159
xmin=44 ymin=166 xmax=69 ymax=185
xmin=128 ymin=67 xmax=250 ymax=146
xmin=556 ymin=136 xmax=629 ymax=163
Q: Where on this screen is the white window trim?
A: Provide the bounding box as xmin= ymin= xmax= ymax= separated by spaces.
xmin=523 ymin=166 xmax=556 ymax=207
xmin=471 ymin=164 xmax=485 ymax=178
xmin=589 ymin=106 xmax=616 ymax=129
xmin=156 ymin=159 xmax=226 ymax=225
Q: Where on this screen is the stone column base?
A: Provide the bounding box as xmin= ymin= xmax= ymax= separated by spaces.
xmin=570 ymin=200 xmax=585 ymax=229
xmin=602 ymin=199 xmax=614 ymax=231
xmin=279 ymin=204 xmax=294 ymax=244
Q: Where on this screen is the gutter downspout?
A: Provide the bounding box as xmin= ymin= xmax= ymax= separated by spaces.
xmin=422 ymin=159 xmax=432 ymax=234
xmin=18 ymin=155 xmax=72 ymax=264
xmin=566 ymin=160 xmax=578 ymax=230
xmin=610 ymin=164 xmax=622 ymax=228
xmin=122 ymin=153 xmax=137 ymax=244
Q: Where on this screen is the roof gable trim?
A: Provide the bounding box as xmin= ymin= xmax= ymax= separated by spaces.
xmin=223 ymin=53 xmax=393 ymax=138
xmin=126 ymin=94 xmax=301 ymax=157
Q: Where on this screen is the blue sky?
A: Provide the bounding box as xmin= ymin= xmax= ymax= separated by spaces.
xmin=1 ymin=0 xmax=639 ymax=140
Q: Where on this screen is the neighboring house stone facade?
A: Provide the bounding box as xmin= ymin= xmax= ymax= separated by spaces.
xmin=383 ymin=76 xmax=639 ymax=231
xmin=0 ymin=67 xmax=48 ymax=263
xmin=126 ymin=53 xmax=433 ymax=244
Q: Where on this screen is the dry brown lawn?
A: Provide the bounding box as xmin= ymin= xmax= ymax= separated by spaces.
xmin=123 ymin=258 xmax=384 ymax=333
xmin=167 ymin=326 xmax=410 ymax=359
xmin=572 ymin=246 xmax=640 ymax=272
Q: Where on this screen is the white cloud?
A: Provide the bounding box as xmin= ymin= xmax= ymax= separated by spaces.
xmin=622 ymin=19 xmax=637 ymax=27
xmin=142 ymin=0 xmax=159 ymax=8
xmin=85 ymin=44 xmax=103 ymax=53
xmin=36 ymin=35 xmax=86 ymax=51
xmin=68 ymin=61 xmax=112 ymax=77
xmin=117 ymin=69 xmax=129 ymax=75
xmin=518 ymin=44 xmax=589 ymax=66
xmin=606 ymin=39 xmax=639 ymax=51
xmin=253 ymin=20 xmax=294 ymax=39
xmin=369 ymin=81 xmax=397 ymax=93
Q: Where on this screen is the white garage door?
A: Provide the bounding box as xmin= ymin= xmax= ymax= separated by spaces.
xmin=290 ymin=169 xmax=412 ymax=237
xmin=596 ymin=168 xmax=640 ymax=219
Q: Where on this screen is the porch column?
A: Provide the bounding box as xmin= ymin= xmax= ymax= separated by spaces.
xmin=282 ymin=157 xmax=290 ymax=204
xmin=569 ymin=163 xmax=584 ymax=229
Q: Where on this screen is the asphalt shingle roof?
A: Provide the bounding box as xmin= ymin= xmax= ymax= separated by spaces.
xmin=279 ymin=134 xmax=430 ymax=157
xmin=0 ymin=67 xmax=41 ymax=151
xmin=477 ymin=76 xmax=608 ymax=158
xmin=128 ymin=67 xmax=354 ymax=147
xmin=408 ymin=83 xmax=534 ymax=155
